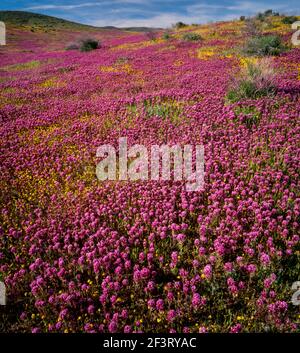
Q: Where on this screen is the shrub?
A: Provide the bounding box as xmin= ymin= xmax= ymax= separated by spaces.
xmin=240 ymin=16 xmax=246 ymax=21
xmin=264 ymin=9 xmax=274 ymax=17
xmin=182 ymin=32 xmax=202 ymax=41
xmin=226 ymin=58 xmax=276 ymax=103
xmin=243 ymin=35 xmax=285 ymax=57
xmin=174 ymin=22 xmax=187 ymax=29
xmin=66 ymin=38 xmax=100 ymax=52
xmin=282 ymin=16 xmax=298 ymax=25
xmin=234 ymin=105 xmax=262 ymax=129
xmin=256 ymin=12 xmax=266 ymax=22
xmin=79 ymin=38 xmax=99 ymax=52
xmin=162 ymin=32 xmax=171 ymax=40
xmin=255 ymin=10 xmax=276 ymax=22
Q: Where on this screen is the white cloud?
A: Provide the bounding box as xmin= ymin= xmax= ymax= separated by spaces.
xmin=27 ymin=3 xmax=99 ymax=10
xmin=25 ymin=0 xmax=300 ymax=28
xmin=187 ymin=1 xmax=289 ymax=15
xmin=26 ymin=0 xmax=148 ymax=11
xmin=93 ymin=1 xmax=292 ymax=28
xmin=226 ymin=1 xmax=287 ymax=12
xmin=91 ymin=12 xmax=216 ymax=28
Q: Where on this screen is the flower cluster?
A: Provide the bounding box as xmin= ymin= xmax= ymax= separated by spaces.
xmin=0 ymin=16 xmax=299 ymax=333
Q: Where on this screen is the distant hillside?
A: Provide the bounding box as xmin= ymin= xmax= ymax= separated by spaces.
xmin=0 ymin=11 xmax=101 ymax=30
xmin=0 ymin=11 xmax=160 ymax=32
xmin=104 ymin=26 xmax=160 ymax=32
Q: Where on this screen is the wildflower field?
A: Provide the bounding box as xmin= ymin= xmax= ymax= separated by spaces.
xmin=0 ymin=12 xmax=300 ymax=333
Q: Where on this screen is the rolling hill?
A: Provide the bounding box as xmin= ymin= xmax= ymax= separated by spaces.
xmin=0 ymin=11 xmax=160 ymax=32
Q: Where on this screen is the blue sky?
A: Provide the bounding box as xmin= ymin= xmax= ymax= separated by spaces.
xmin=0 ymin=0 xmax=299 ymax=27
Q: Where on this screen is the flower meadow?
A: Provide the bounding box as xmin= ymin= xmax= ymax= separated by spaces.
xmin=0 ymin=15 xmax=300 ymax=333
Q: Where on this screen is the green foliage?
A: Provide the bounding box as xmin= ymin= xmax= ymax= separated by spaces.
xmin=240 ymin=16 xmax=246 ymax=21
xmin=256 ymin=9 xmax=279 ymax=21
xmin=0 ymin=10 xmax=98 ymax=31
xmin=5 ymin=60 xmax=41 ymax=71
xmin=226 ymin=60 xmax=276 ymax=103
xmin=182 ymin=32 xmax=203 ymax=41
xmin=243 ymin=35 xmax=286 ymax=57
xmin=174 ymin=21 xmax=187 ymax=29
xmin=79 ymin=38 xmax=99 ymax=52
xmin=227 ymin=79 xmax=276 ymax=103
xmin=66 ymin=38 xmax=100 ymax=52
xmin=127 ymin=98 xmax=185 ymax=125
xmin=144 ymin=100 xmax=183 ymax=124
xmin=264 ymin=9 xmax=275 ymax=17
xmin=162 ymin=32 xmax=171 ymax=40
xmin=256 ymin=13 xmax=265 ymax=21
xmin=227 ymin=81 xmax=258 ymax=103
xmin=234 ymin=105 xmax=262 ymax=129
xmin=282 ymin=16 xmax=298 ymax=25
